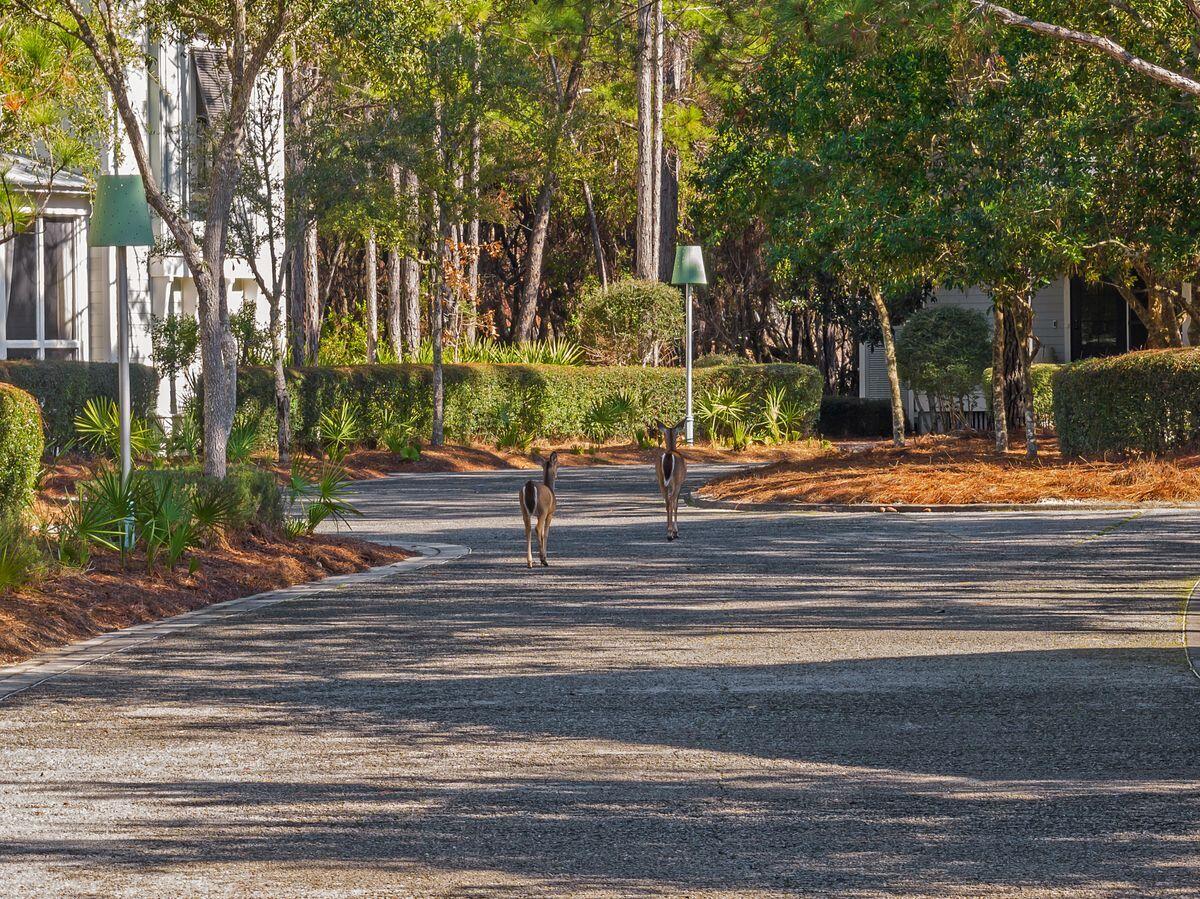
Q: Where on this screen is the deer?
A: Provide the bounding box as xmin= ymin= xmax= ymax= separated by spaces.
xmin=520 ymin=451 xmax=560 ymax=568
xmin=654 ymin=419 xmax=687 ymax=541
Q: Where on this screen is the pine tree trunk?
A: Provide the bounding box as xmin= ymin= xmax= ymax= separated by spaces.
xmin=514 ymin=178 xmax=555 ymax=342
xmin=658 ymin=27 xmax=685 ymax=281
xmin=650 ymin=0 xmax=663 ymax=275
xmin=402 ymin=169 xmax=422 ymax=357
xmin=365 ymin=230 xmax=378 ymax=363
xmin=583 ymin=180 xmax=607 ymax=290
xmin=270 ymin=282 xmax=291 ymax=464
xmin=634 ymin=0 xmax=659 ymax=280
xmin=870 ymin=287 xmax=905 ymax=447
xmin=991 ymin=301 xmax=1008 ymax=453
xmin=284 ymin=48 xmax=310 ymax=367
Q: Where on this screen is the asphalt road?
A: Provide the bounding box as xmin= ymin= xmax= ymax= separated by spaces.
xmin=1 ymin=464 xmax=1199 ymax=897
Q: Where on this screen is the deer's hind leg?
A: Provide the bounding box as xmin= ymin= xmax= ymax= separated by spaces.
xmin=522 ymin=508 xmax=534 ymax=568
xmin=536 ymin=513 xmax=551 ymax=567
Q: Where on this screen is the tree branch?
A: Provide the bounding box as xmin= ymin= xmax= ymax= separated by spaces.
xmin=973 ymin=0 xmax=1200 ymax=97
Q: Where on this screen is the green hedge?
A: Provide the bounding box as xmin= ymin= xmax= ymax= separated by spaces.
xmin=818 ymin=397 xmax=893 ymax=438
xmin=0 ymin=385 xmax=44 ymax=520
xmin=144 ymin=465 xmax=284 ymax=531
xmin=983 ymin=363 xmax=1060 ymax=425
xmin=236 ymin=362 xmax=823 ymax=445
xmin=0 ymin=361 xmax=158 ymax=451
xmin=1053 ymin=349 xmax=1200 ymax=456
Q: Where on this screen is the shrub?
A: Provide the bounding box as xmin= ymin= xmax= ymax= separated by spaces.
xmin=895 ymin=306 xmax=990 ymax=428
xmin=569 ymin=278 xmax=684 ymax=365
xmin=0 ymin=360 xmax=157 ymax=452
xmin=983 ymin=364 xmax=1059 ymax=427
xmin=1053 ymin=349 xmax=1200 ymax=456
xmin=818 ymin=397 xmax=893 ymax=438
xmin=695 ymin=353 xmax=747 ymax=368
xmin=0 ymin=385 xmax=43 ymax=520
xmin=235 ymin=362 xmax=823 ymax=448
xmin=143 ymin=466 xmax=284 ymax=531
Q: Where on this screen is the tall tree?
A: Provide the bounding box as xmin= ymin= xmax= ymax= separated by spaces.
xmin=17 ymin=0 xmax=317 ymax=477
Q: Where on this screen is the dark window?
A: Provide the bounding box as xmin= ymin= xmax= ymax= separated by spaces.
xmin=1070 ymin=277 xmax=1142 ymax=360
xmin=43 ymin=218 xmax=73 ymax=341
xmin=7 ymin=230 xmax=37 ymax=340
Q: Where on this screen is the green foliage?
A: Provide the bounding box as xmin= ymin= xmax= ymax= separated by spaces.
xmin=372 ymin=406 xmax=422 ymax=459
xmin=149 ymin=313 xmax=200 ymax=383
xmin=570 ymin=279 xmax=685 ymax=366
xmin=319 ymin=315 xmax=399 ymax=366
xmin=695 ymin=354 xmax=746 ymax=368
xmin=983 ymin=364 xmax=1059 ymax=426
xmin=230 ymin=299 xmax=273 ymax=366
xmin=286 ymin=461 xmax=360 ymax=535
xmin=73 ymin=397 xmax=163 ymax=460
xmin=235 ymin=363 xmax=823 ymax=447
xmin=695 ymin=385 xmax=750 ymax=443
xmin=818 ymin=397 xmax=894 ymax=438
xmin=0 ymin=385 xmax=43 ymax=522
xmin=0 ymin=361 xmax=157 ymax=452
xmin=583 ymin=390 xmax=644 ymax=443
xmin=143 ymin=466 xmax=284 ymax=533
xmin=895 ymin=306 xmax=991 ymax=424
xmin=317 ymin=400 xmax=361 ymax=462
xmin=1052 ymin=350 xmax=1200 ymax=456
xmin=0 ymin=521 xmax=48 ymax=592
xmin=225 ymin=414 xmax=265 ymax=465
xmin=414 ymin=337 xmax=584 ymax=366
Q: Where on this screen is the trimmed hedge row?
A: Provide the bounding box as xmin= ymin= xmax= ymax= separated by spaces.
xmin=0 ymin=361 xmax=158 ymax=451
xmin=237 ymin=362 xmax=823 ymax=445
xmin=818 ymin=397 xmax=893 ymax=438
xmin=0 ymin=385 xmax=44 ymax=519
xmin=1053 ymin=349 xmax=1200 ymax=456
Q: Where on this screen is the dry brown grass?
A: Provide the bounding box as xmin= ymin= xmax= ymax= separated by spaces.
xmin=702 ymin=435 xmax=1200 ymax=506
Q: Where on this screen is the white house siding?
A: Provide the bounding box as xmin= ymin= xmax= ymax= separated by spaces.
xmin=860 ymin=277 xmax=1070 ymax=415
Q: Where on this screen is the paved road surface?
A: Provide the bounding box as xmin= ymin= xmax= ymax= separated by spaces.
xmin=1 ymin=465 xmax=1199 ymax=897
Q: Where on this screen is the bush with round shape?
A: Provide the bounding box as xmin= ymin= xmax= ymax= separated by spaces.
xmin=895 ymin=305 xmax=990 ymax=428
xmin=570 ymin=278 xmax=685 ymax=366
xmin=0 ymin=384 xmax=44 ymax=521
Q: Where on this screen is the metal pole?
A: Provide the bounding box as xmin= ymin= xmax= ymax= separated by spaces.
xmin=117 ymin=247 xmax=133 ymax=549
xmin=117 ymin=247 xmax=132 ymax=481
xmin=685 ymin=282 xmax=694 ymax=445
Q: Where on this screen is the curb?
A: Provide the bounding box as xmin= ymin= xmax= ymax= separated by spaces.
xmin=0 ymin=540 xmax=469 ymax=704
xmin=684 ymin=490 xmax=1200 ymax=515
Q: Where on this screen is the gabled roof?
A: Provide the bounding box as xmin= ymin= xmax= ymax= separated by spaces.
xmin=0 ymin=155 xmax=90 ymax=196
xmin=192 ymin=47 xmax=230 ymax=124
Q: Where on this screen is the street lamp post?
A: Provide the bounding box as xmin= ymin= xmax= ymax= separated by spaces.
xmin=671 ymin=245 xmax=707 ymax=446
xmin=88 ymin=175 xmax=154 ymax=539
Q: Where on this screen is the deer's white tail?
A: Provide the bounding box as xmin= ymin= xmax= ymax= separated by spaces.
xmin=522 ymin=480 xmax=538 ymax=515
xmin=661 ymin=452 xmax=675 ymax=485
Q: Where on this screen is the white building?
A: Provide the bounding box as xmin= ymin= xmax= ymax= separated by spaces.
xmin=860 ymin=277 xmax=1174 ymax=428
xmin=0 ymin=38 xmax=283 ymax=417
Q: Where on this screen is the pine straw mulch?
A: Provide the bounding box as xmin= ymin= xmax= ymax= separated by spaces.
xmin=0 ymin=530 xmax=410 ymax=666
xmin=700 ymin=435 xmax=1200 ymax=506
xmin=305 ymin=440 xmax=825 ymax=480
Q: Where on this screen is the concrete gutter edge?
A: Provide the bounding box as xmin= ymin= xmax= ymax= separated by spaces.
xmin=685 ymin=490 xmax=1200 ymax=515
xmin=0 ymin=540 xmax=469 ymax=703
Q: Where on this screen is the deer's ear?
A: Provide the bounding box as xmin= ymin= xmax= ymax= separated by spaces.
xmin=547 ymin=450 xmax=560 ymax=465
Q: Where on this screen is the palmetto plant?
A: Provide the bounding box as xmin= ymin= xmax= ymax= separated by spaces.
xmin=74 ymin=397 xmax=163 ymax=459
xmin=317 ymin=401 xmax=361 ymax=463
xmin=226 ymin=414 xmax=264 ymax=465
xmin=286 ymin=461 xmax=361 ymax=535
xmin=417 ymin=337 xmax=583 ymax=366
xmin=695 ymin=386 xmax=750 ymax=443
xmin=584 ymin=390 xmax=644 ymax=443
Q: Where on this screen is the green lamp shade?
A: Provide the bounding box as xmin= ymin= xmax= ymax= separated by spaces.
xmin=89 ymin=175 xmax=154 ymax=247
xmin=671 ymin=245 xmax=707 ymax=285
